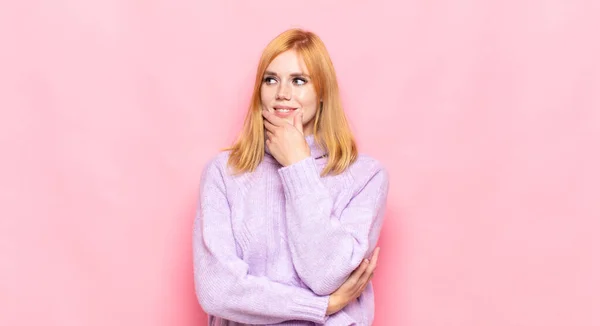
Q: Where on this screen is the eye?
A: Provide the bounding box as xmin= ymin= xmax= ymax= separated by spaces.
xmin=263 ymin=76 xmax=277 ymax=85
xmin=293 ymin=77 xmax=307 ymax=86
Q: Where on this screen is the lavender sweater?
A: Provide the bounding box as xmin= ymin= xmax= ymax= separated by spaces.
xmin=193 ymin=134 xmax=389 ymax=325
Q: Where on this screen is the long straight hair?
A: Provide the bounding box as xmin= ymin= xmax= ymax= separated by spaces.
xmin=226 ymin=28 xmax=358 ymax=176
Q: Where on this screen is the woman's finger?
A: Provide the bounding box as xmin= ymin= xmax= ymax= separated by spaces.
xmin=350 ymin=259 xmax=370 ymax=289
xmin=366 ymin=248 xmax=379 ymax=275
xmin=356 ymin=273 xmax=375 ymax=296
xmin=357 ymin=261 xmax=375 ymax=289
xmin=265 ymin=130 xmax=274 ymax=139
xmin=262 ymin=109 xmax=286 ymax=126
xmin=357 ymin=266 xmax=377 ymax=295
xmin=357 ymin=248 xmax=379 ymax=288
xmin=263 ymin=119 xmax=278 ymax=132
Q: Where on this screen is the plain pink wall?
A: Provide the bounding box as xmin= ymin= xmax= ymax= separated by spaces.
xmin=1 ymin=1 xmax=599 ymax=325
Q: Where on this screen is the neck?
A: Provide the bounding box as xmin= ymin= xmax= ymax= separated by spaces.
xmin=303 ymin=125 xmax=313 ymax=136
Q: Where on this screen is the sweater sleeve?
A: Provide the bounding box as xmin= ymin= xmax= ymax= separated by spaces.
xmin=278 ymin=157 xmax=389 ymax=296
xmin=193 ymin=157 xmax=330 ymax=324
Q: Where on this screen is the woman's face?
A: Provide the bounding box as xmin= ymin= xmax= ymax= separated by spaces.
xmin=260 ymin=50 xmax=319 ymax=135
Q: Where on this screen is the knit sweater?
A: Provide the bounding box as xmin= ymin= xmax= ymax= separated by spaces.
xmin=193 ymin=134 xmax=389 ymax=325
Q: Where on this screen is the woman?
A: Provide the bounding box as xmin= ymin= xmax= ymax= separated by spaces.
xmin=193 ymin=28 xmax=389 ymax=325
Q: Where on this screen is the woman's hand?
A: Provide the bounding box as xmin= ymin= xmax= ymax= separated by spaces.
xmin=262 ymin=109 xmax=310 ymax=166
xmin=326 ymin=247 xmax=380 ymax=315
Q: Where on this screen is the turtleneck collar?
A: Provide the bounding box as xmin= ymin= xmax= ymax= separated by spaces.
xmin=263 ymin=134 xmax=328 ymax=164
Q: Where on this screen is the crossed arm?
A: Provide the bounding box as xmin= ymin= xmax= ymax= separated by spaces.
xmin=192 ymin=157 xmax=387 ymax=324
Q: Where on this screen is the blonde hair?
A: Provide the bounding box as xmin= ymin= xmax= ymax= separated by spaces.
xmin=226 ymin=28 xmax=358 ymax=176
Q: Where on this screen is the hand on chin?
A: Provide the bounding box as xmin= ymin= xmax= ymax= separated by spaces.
xmin=262 ymin=108 xmax=310 ymax=166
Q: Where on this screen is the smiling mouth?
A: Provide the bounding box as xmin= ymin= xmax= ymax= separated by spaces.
xmin=273 ymin=107 xmax=298 ymax=113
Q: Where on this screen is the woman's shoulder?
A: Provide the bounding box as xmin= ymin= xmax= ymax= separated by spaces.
xmin=349 ymin=153 xmax=388 ymax=177
xmin=335 ymin=152 xmax=389 ymax=189
xmin=330 ymin=152 xmax=389 ymax=197
xmin=200 ymin=150 xmax=233 ymax=180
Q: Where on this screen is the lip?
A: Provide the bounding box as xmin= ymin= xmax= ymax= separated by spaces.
xmin=272 ymin=106 xmax=298 ymax=119
xmin=273 ymin=105 xmax=297 ymax=110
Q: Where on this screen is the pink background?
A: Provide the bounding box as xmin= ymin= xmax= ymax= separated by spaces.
xmin=1 ymin=1 xmax=599 ymax=325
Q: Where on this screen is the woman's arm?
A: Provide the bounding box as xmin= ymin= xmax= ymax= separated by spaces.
xmin=193 ymin=157 xmax=329 ymax=324
xmin=278 ymin=157 xmax=389 ymax=296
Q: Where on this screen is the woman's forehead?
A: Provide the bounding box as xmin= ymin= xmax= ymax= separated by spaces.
xmin=266 ymin=50 xmax=309 ymax=75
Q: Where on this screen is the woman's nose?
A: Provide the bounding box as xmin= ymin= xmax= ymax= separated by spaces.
xmin=276 ymin=84 xmax=291 ymax=100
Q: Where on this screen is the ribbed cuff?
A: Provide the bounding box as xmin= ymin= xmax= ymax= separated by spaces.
xmin=290 ymin=294 xmax=329 ymax=324
xmin=278 ymin=157 xmax=325 ymax=199
xmin=328 ymin=310 xmax=359 ymax=325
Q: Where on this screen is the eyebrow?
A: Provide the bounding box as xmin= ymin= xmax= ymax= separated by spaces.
xmin=264 ymin=70 xmax=310 ymax=78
